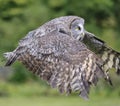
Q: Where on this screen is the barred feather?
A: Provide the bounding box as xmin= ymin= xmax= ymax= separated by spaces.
xmin=4 ymin=46 xmax=26 ymax=66
xmin=83 ymin=31 xmax=120 ymax=79
xmin=4 ymin=52 xmax=17 ymax=66
xmin=101 ymin=47 xmax=120 ymax=74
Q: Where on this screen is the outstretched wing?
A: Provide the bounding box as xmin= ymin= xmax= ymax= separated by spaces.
xmin=83 ymin=31 xmax=120 ymax=78
xmin=4 ymin=30 xmax=105 ymax=99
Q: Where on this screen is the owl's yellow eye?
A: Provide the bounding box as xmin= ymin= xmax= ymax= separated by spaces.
xmin=76 ymin=26 xmax=81 ymax=31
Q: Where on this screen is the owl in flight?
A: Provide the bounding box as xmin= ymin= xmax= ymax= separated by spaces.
xmin=4 ymin=16 xmax=120 ymax=99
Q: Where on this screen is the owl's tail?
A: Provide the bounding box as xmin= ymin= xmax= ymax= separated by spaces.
xmin=4 ymin=51 xmax=18 ymax=66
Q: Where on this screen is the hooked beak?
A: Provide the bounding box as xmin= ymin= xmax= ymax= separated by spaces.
xmin=76 ymin=24 xmax=85 ymax=40
xmin=77 ymin=32 xmax=85 ymax=40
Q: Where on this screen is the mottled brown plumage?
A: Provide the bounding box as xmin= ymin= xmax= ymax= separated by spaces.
xmin=83 ymin=32 xmax=120 ymax=84
xmin=4 ymin=16 xmax=120 ymax=99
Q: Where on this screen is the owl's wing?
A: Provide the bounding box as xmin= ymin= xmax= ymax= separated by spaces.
xmin=4 ymin=29 xmax=105 ymax=99
xmin=83 ymin=31 xmax=120 ymax=76
xmin=47 ymin=49 xmax=105 ymax=100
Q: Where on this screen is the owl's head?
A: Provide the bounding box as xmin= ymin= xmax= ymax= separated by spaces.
xmin=38 ymin=16 xmax=85 ymax=40
xmin=70 ymin=17 xmax=85 ymax=40
xmin=53 ymin=16 xmax=85 ymax=40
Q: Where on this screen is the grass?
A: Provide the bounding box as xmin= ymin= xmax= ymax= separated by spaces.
xmin=0 ymin=81 xmax=120 ymax=106
xmin=0 ymin=96 xmax=120 ymax=106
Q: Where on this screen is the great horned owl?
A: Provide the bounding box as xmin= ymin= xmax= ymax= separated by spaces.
xmin=4 ymin=16 xmax=120 ymax=99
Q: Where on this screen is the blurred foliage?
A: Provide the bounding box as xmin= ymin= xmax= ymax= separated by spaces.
xmin=9 ymin=63 xmax=30 ymax=83
xmin=0 ymin=81 xmax=120 ymax=98
xmin=0 ymin=0 xmax=120 ymax=93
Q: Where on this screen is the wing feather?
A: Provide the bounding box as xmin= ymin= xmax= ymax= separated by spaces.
xmin=83 ymin=31 xmax=120 ymax=77
xmin=4 ymin=30 xmax=106 ymax=99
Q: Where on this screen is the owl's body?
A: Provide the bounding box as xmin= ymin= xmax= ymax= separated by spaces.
xmin=4 ymin=16 xmax=120 ymax=99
